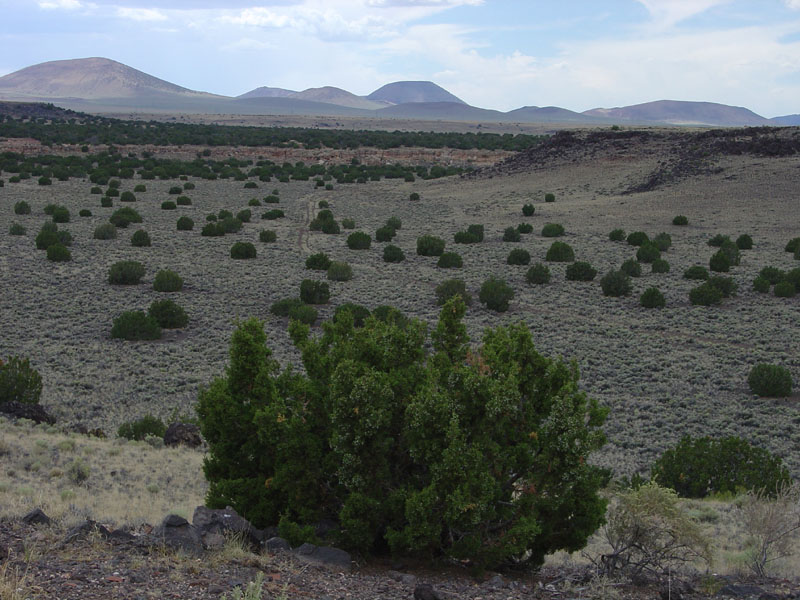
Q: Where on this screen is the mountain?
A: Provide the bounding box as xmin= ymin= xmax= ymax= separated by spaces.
xmin=0 ymin=57 xmax=220 ymax=101
xmin=506 ymin=106 xmax=609 ymax=124
xmin=367 ymin=81 xmax=465 ymax=105
xmin=771 ymin=114 xmax=800 ymax=126
xmin=236 ymin=86 xmax=296 ymax=100
xmin=375 ymin=102 xmax=502 ymax=121
xmin=583 ymin=100 xmax=771 ymax=126
xmin=289 ymin=87 xmax=386 ymax=110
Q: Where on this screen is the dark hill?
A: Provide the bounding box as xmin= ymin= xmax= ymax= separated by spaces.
xmin=367 ymin=81 xmax=465 ymax=105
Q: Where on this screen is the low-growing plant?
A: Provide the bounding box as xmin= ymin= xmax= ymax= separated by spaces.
xmin=230 ymin=241 xmax=257 ymax=259
xmin=720 ymin=240 xmax=741 ymax=266
xmin=516 ymin=223 xmax=533 ymax=234
xmin=620 ymin=259 xmax=642 ymax=277
xmin=626 ymin=231 xmax=649 ymax=246
xmin=105 ymin=188 xmax=119 ymax=198
xmin=183 ymin=182 xmax=195 ymax=190
xmin=120 ymin=191 xmax=136 ymax=203
xmin=110 ymin=207 xmax=142 ymax=228
xmin=161 ymin=201 xmax=177 ymax=210
xmin=409 ymin=192 xmax=420 ymax=201
xmin=148 ymin=299 xmax=188 ymax=328
xmin=346 ymin=231 xmax=372 ymax=250
xmin=636 ymin=243 xmax=660 ymax=263
xmin=201 ymin=222 xmax=225 ymax=236
xmin=684 ymin=265 xmax=709 ymax=280
xmin=435 ymin=278 xmax=472 ymax=306
xmin=248 ymin=198 xmax=261 ymax=207
xmin=46 ymin=243 xmax=71 ymax=262
xmin=153 ymin=269 xmax=183 ymax=292
xmin=318 ymin=200 xmax=329 ymax=208
xmin=708 ymin=233 xmax=730 ymax=247
xmin=51 ymin=206 xmax=70 ymax=223
xmin=601 ymin=270 xmax=632 ymax=297
xmin=333 ymin=303 xmax=371 ymax=327
xmin=640 ymin=287 xmax=665 ymax=308
xmin=262 ymin=209 xmax=284 ymax=220
xmin=9 ymin=223 xmax=26 ymax=235
xmin=437 ymin=252 xmax=463 ymax=269
xmin=110 ymin=310 xmax=161 ymax=340
xmin=708 ymin=275 xmax=737 ymax=297
xmin=566 ymin=261 xmax=597 ymax=281
xmin=93 ymin=223 xmax=117 ymax=240
xmin=526 ymin=263 xmax=551 ymax=285
xmin=736 ymin=234 xmax=753 ymax=250
xmin=651 ymin=259 xmax=670 ymax=274
xmin=176 ymin=216 xmax=194 ymax=231
xmin=264 ymin=195 xmax=280 ymax=204
xmin=118 ymin=414 xmax=166 ymax=441
xmin=375 ymin=226 xmax=396 ymax=243
xmin=709 ymin=250 xmax=730 ymax=272
xmin=236 ymin=209 xmax=251 ymax=223
xmin=609 ymin=228 xmax=625 ymax=242
xmin=131 ymin=229 xmax=151 ymax=247
xmin=270 ymin=297 xmax=304 ymax=317
xmin=300 ymin=279 xmax=331 ymax=304
xmin=79 ymin=209 xmax=91 ymax=217
xmin=306 ymin=252 xmax=332 ymax=270
xmin=416 ymin=234 xmax=445 ymax=256
xmin=14 ymin=201 xmax=31 ymax=215
xmin=288 ymin=303 xmax=318 ymax=325
xmin=775 ymin=280 xmax=796 ymax=297
xmin=168 ymin=186 xmax=182 ymax=195
xmin=176 ymin=196 xmax=192 ymax=206
xmin=507 ymin=248 xmax=531 ymax=265
xmin=341 ymin=218 xmax=355 ymax=229
xmin=244 ymin=181 xmax=258 ymax=189
xmin=479 ymin=276 xmax=514 ymax=312
xmin=689 ymin=282 xmax=723 ymax=306
xmin=760 ymin=266 xmax=785 ymax=284
xmin=752 ymin=276 xmax=771 ymax=293
xmin=220 ymin=217 xmax=242 ymax=234
xmin=108 ymin=260 xmax=145 ymax=285
xmin=134 ymin=184 xmax=146 ymax=192
xmin=259 ymin=230 xmax=277 ymax=243
xmin=327 ymin=261 xmax=353 ymax=282
xmin=541 ymin=223 xmax=564 ymax=238
xmin=652 ymin=232 xmax=672 ymax=251
xmin=100 ymin=197 xmax=113 ymax=207
xmin=522 ymin=203 xmax=535 ymax=217
xmin=503 ymin=226 xmax=521 ymax=242
xmin=90 ymin=186 xmax=102 ymax=195
xmin=206 ymin=213 xmax=218 ymax=222
xmin=784 ymin=237 xmax=800 ymax=253
xmin=545 ymin=241 xmax=574 ymax=262
xmin=672 ymin=215 xmax=688 ymax=225
xmin=544 ymin=192 xmax=555 ymax=202
xmin=0 ymin=355 xmax=43 ymax=405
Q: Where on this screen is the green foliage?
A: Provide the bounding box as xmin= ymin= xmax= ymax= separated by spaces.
xmin=161 ymin=201 xmax=177 ymax=210
xmin=375 ymin=226 xmax=396 ymax=243
xmin=183 ymin=182 xmax=195 ymax=190
xmin=110 ymin=310 xmax=162 ymax=340
xmin=651 ymin=259 xmax=670 ymax=274
xmin=177 ymin=196 xmax=192 ymax=206
xmin=288 ymin=303 xmax=318 ymax=325
xmin=202 ymin=222 xmax=225 ymax=236
xmin=300 ymin=279 xmax=330 ymax=304
xmin=522 ymin=203 xmax=535 ymax=216
xmin=516 ymin=222 xmax=533 ymax=234
xmin=206 ymin=213 xmax=218 ymax=221
xmin=153 ymin=269 xmax=183 ymax=292
xmin=0 ymin=355 xmax=43 ymax=405
xmin=684 ymin=265 xmax=709 ymax=280
xmin=736 ymin=234 xmax=753 ymax=250
xmin=51 ymin=206 xmax=70 ymax=223
xmin=752 ymin=276 xmax=771 ymax=293
xmin=545 ymin=241 xmax=574 ymax=262
xmin=177 ymin=216 xmax=194 ymax=231
xmin=333 ymin=303 xmax=371 ymax=328
xmin=760 ymin=266 xmax=785 ymax=284
xmin=120 ymin=191 xmax=136 ymax=202
xmin=347 ymin=231 xmax=372 ymax=250
xmin=35 ymin=224 xmax=60 ymax=250
xmin=437 ymin=252 xmax=463 ymax=269
xmin=117 ymin=415 xmax=166 ymax=441
xmin=653 ymin=232 xmax=672 ymax=251
xmin=110 ymin=207 xmax=142 ymax=228
xmin=689 ymin=282 xmax=723 ymax=306
xmin=409 ymin=192 xmax=420 ymax=201
xmin=264 ymin=195 xmax=279 ymax=204
xmin=341 ymin=218 xmax=356 ymax=229
xmin=708 ymin=234 xmax=731 ymax=247
xmin=383 ymin=244 xmax=405 ymax=263
xmin=9 ymin=223 xmax=25 ymax=236
xmin=270 ymin=297 xmax=303 ymax=317
xmin=748 ymin=364 xmax=793 ymax=397
xmin=526 ymin=263 xmax=551 ymax=285
xmin=503 ymin=226 xmax=521 ymax=242
xmin=14 ymin=201 xmax=31 ymax=215
xmin=651 ymin=436 xmax=792 ymax=498
xmin=100 ymin=197 xmax=113 ymax=207
xmin=544 ymin=192 xmax=555 ymax=202
xmin=148 ymin=299 xmax=188 ymax=329
xmin=454 ymin=226 xmax=483 ymax=244
xmin=620 ymin=259 xmax=642 ymax=277
xmin=785 ymin=237 xmax=800 ymax=253
xmin=259 ymin=229 xmax=277 ymax=243
xmin=46 ymin=243 xmax=71 ymax=262
xmin=262 ymin=209 xmax=285 ymax=220
xmin=609 ymin=228 xmax=625 ymax=242
xmin=626 ymin=231 xmax=649 ymax=246
xmin=416 ymin=235 xmax=445 ymax=256
xmin=775 ymin=280 xmax=796 ymax=298
xmin=248 ymin=198 xmax=261 ymax=207
xmin=108 ymin=260 xmax=145 ymax=285
xmin=707 ymin=276 xmax=737 ymax=298
xmin=600 ymin=270 xmax=632 ymax=297
xmin=236 ymin=209 xmax=251 ymax=222
xmin=541 ymin=223 xmax=564 ymax=238
xmin=709 ymin=250 xmax=730 ymax=272
xmin=507 ymin=248 xmax=531 ymax=265
xmin=90 ymin=186 xmax=102 ymax=195
xmin=168 ymin=186 xmax=182 ymax=194
xmin=93 ymin=223 xmax=117 ymax=240
xmin=306 ymin=252 xmax=332 ymax=271
xmin=719 ymin=240 xmax=741 ymax=266
xmin=565 ymin=261 xmax=597 ymax=281
xmin=435 ymin=278 xmax=472 ymax=306
xmin=636 ymin=243 xmax=660 ymax=263
xmin=479 ymin=276 xmax=514 ymax=312
xmin=244 ymin=181 xmax=258 ymax=189
xmin=231 ymin=241 xmax=257 ymax=259
xmin=640 ymin=287 xmax=665 ymax=308
xmin=131 ymin=229 xmax=151 ymax=247
xmin=134 ymin=184 xmax=146 ymax=192
xmin=221 ymin=217 xmax=243 ymax=234
xmin=79 ymin=209 xmax=91 ymax=217
xmin=327 ymin=261 xmax=353 ymax=282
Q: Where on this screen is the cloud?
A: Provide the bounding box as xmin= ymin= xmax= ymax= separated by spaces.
xmin=785 ymin=0 xmax=800 ymax=9
xmin=38 ymin=0 xmax=82 ymax=9
xmin=634 ymin=0 xmax=731 ymax=27
xmin=116 ymin=7 xmax=168 ymax=21
xmin=366 ymin=0 xmax=482 ymax=6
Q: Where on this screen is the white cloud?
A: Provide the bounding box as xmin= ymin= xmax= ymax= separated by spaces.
xmin=635 ymin=0 xmax=731 ymax=27
xmin=38 ymin=0 xmax=82 ymax=9
xmin=116 ymin=7 xmax=168 ymax=21
xmin=785 ymin=0 xmax=800 ymax=9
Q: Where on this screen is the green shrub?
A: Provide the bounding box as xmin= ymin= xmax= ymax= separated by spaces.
xmin=707 ymin=276 xmax=737 ymax=298
xmin=784 ymin=237 xmax=800 ymax=253
xmin=93 ymin=223 xmax=117 ymax=240
xmin=177 ymin=216 xmax=194 ymax=231
xmin=51 ymin=206 xmax=70 ymax=223
xmin=46 ymin=243 xmax=71 ymax=262
xmin=264 ymin=195 xmax=280 ymax=204
xmin=620 ymin=259 xmax=642 ymax=277
xmin=236 ymin=209 xmax=251 ymax=223
xmin=341 ymin=218 xmax=356 ymax=229
xmin=759 ymin=266 xmax=785 ymax=284
xmin=13 ymin=201 xmax=31 ymax=215
xmin=683 ymin=265 xmax=709 ymax=280
xmin=105 ymin=188 xmax=119 ymax=198
xmin=672 ymin=215 xmax=688 ymax=226
xmin=609 ymin=228 xmax=625 ymax=242
xmin=651 ymin=259 xmax=670 ymax=274
xmin=108 ymin=260 xmax=145 ymax=285
xmin=689 ymin=282 xmax=723 ymax=306
xmin=161 ymin=201 xmax=177 ymax=210
xmin=636 ymin=243 xmax=660 ymax=263
xmin=117 ymin=415 xmax=166 ymax=441
xmin=176 ymin=196 xmax=192 ymax=206
xmin=719 ymin=240 xmax=740 ymax=266
xmin=153 ymin=269 xmax=183 ymax=292
xmin=288 ymin=304 xmax=318 ymax=325
xmin=544 ymin=192 xmax=555 ymax=202
xmin=435 ymin=278 xmax=472 ymax=306
xmin=9 ymin=223 xmax=26 ymax=236
xmin=652 ymin=232 xmax=672 ymax=251
xmin=437 ymin=252 xmax=463 ymax=269
xmin=752 ymin=276 xmax=771 ymax=293
xmin=148 ymin=299 xmax=188 ymax=328
xmin=346 ymin=231 xmax=372 ymax=250
xmin=184 ymin=182 xmax=195 ymax=190
xmin=262 ymin=209 xmax=285 ymax=220
xmin=774 ymin=280 xmax=796 ymax=298
xmin=454 ymin=230 xmax=480 ymax=244
xmin=300 ymin=279 xmax=330 ymax=304
xmin=201 ymin=222 xmax=225 ymax=237
xmin=503 ymin=227 xmax=521 ymax=242
xmin=259 ymin=230 xmax=277 ymax=243
xmin=318 ymin=199 xmax=329 ymax=208
xmin=708 ymin=234 xmax=730 ymax=247
xmin=479 ymin=276 xmax=514 ymax=312
xmin=375 ymin=226 xmax=396 ymax=243
xmin=244 ymin=181 xmax=258 ymax=189
xmin=270 ymin=297 xmax=304 ymax=317
xmin=100 ymin=197 xmax=113 ymax=207
xmin=507 ymin=248 xmax=531 ymax=265
xmin=35 ymin=227 xmax=60 ymax=250
xmin=784 ymin=268 xmax=800 ymax=291
xmin=566 ymin=261 xmax=597 ymax=281
xmin=522 ymin=203 xmax=535 ymax=216
xmin=248 ymin=198 xmax=261 ymax=207
xmin=90 ymin=186 xmax=102 ymax=195
xmin=748 ymin=364 xmax=793 ymax=397
xmin=736 ymin=234 xmax=753 ymax=250
xmin=0 ymin=355 xmax=43 ymax=405
xmin=651 ymin=436 xmax=791 ymax=498
xmin=545 ymin=241 xmax=574 ymax=262
xmin=110 ymin=207 xmax=142 ymax=228
xmin=206 ymin=214 xmax=218 ymax=222
xmin=219 ymin=218 xmax=242 ymax=234
xmin=541 ymin=223 xmax=564 ymax=238
xmin=131 ymin=229 xmax=151 ymax=247
xmin=466 ymin=224 xmax=484 ymax=241
xmin=79 ymin=209 xmax=92 ymax=217
xmin=168 ymin=186 xmax=182 ymax=195
xmin=327 ymin=262 xmax=353 ymax=282
xmin=111 ymin=310 xmax=161 ymax=340
xmin=626 ymin=231 xmax=649 ymax=246
xmin=120 ymin=191 xmax=136 ymax=203
xmin=640 ymin=287 xmax=665 ymax=308
xmin=516 ymin=223 xmax=533 ymax=234
xmin=134 ymin=184 xmax=146 ymax=192
xmin=409 ymin=192 xmax=420 ymax=201
xmin=416 ymin=235 xmax=445 ymax=256
xmin=600 ymin=270 xmax=632 ymax=297
xmin=333 ymin=303 xmax=371 ymax=328
xmin=383 ymin=244 xmax=405 ymax=264
xmin=231 ymin=242 xmax=257 ymax=259
xmin=709 ymin=250 xmax=730 ymax=273
xmin=306 ymin=252 xmax=331 ymax=270
xmin=526 ymin=263 xmax=551 ymax=285
xmin=108 ymin=179 xmax=121 ymax=189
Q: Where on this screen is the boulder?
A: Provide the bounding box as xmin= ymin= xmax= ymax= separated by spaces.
xmin=153 ymin=514 xmax=204 ymax=556
xmin=264 ymin=536 xmax=290 ymax=553
xmin=63 ymin=520 xmax=111 ymax=544
xmin=294 ymin=542 xmax=351 ymax=572
xmin=414 ymin=583 xmax=444 ymax=600
xmin=163 ymin=423 xmax=202 ymax=448
xmin=0 ymin=401 xmax=55 ymax=424
xmin=192 ymin=506 xmax=261 ymax=550
xmin=21 ymin=508 xmax=51 ymax=526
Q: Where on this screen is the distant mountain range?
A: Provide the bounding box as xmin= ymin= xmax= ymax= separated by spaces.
xmin=0 ymin=57 xmax=796 ymax=127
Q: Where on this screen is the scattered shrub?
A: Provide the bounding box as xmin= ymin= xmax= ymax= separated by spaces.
xmin=35 ymin=226 xmax=60 ymax=250
xmin=541 ymin=223 xmax=564 ymax=238
xmin=454 ymin=228 xmax=482 ymax=244
xmin=479 ymin=276 xmax=514 ymax=312
xmin=752 ymin=276 xmax=771 ymax=293
xmin=640 ymin=287 xmax=665 ymax=308
xmin=720 ymin=240 xmax=740 ymax=266
xmin=177 ymin=216 xmax=194 ymax=231
xmin=264 ymin=195 xmax=280 ymax=204
xmin=651 ymin=259 xmax=670 ymax=274
xmin=110 ymin=207 xmax=142 ymax=228
xmin=221 ymin=217 xmax=243 ymax=234
xmin=785 ymin=238 xmax=800 ymax=253
xmin=526 ymin=263 xmax=551 ymax=285
xmin=784 ymin=268 xmax=800 ymax=291
xmin=93 ymin=223 xmax=117 ymax=240
xmin=709 ymin=250 xmax=730 ymax=272
xmin=375 ymin=226 xmax=396 ymax=243
xmin=736 ymin=234 xmax=753 ymax=250
xmin=46 ymin=243 xmax=71 ymax=262
xmin=347 ymin=231 xmax=372 ymax=250
xmin=288 ymin=304 xmax=318 ymax=325
xmin=306 ymin=253 xmax=332 ymax=271
xmin=51 ymin=206 xmax=70 ymax=223
xmin=118 ymin=415 xmax=166 ymax=441
xmin=230 ymin=241 xmax=257 ymax=259
xmin=148 ymin=299 xmax=188 ymax=328
xmin=327 ymin=261 xmax=353 ymax=282
xmin=684 ymin=265 xmax=709 ymax=280
xmin=318 ymin=200 xmax=329 ymax=208
xmin=161 ymin=201 xmax=177 ymax=211
xmin=153 ymin=269 xmax=183 ymax=292
xmin=652 ymin=232 xmax=672 ymax=251
xmin=522 ymin=203 xmax=535 ymax=216
xmin=9 ymin=223 xmax=25 ymax=236
xmin=437 ymin=252 xmax=463 ymax=269
xmin=516 ymin=223 xmax=533 ymax=234
xmin=409 ymin=192 xmax=420 ymax=201
xmin=383 ymin=245 xmax=405 ymax=263
xmin=79 ymin=209 xmax=91 ymax=217
xmin=100 ymin=197 xmax=113 ymax=207
xmin=244 ymin=181 xmax=258 ymax=189
xmin=466 ymin=224 xmax=484 ymax=241
xmin=262 ymin=209 xmax=285 ymax=220
xmin=774 ymin=280 xmax=796 ymax=298
xmin=416 ymin=235 xmax=445 ymax=256
xmin=0 ymin=355 xmax=43 ymax=405
xmin=545 ymin=241 xmax=575 ymax=262
xmin=134 ymin=184 xmax=146 ymax=192
xmin=672 ymin=215 xmax=688 ymax=226
xmin=270 ymin=297 xmax=304 ymax=317
xmin=503 ymin=226 xmax=521 ymax=242
xmin=108 ymin=260 xmax=145 ymax=285
xmin=435 ymin=278 xmax=472 ymax=306
xmin=201 ymin=222 xmax=225 ymax=237
xmin=110 ymin=310 xmax=161 ymax=340
xmin=90 ymin=186 xmax=102 ymax=195
xmin=131 ymin=229 xmax=151 ymax=247
xmin=341 ymin=218 xmax=356 ymax=229
xmin=120 ymin=191 xmax=136 ymax=203
xmin=248 ymin=198 xmax=261 ymax=207
xmin=13 ymin=201 xmax=31 ymax=215
xmin=760 ymin=266 xmax=785 ymax=284
xmin=333 ymin=303 xmax=371 ymax=327
xmin=206 ymin=214 xmax=218 ymax=222
xmin=565 ymin=261 xmax=597 ymax=281
xmin=544 ymin=192 xmax=555 ymax=202
xmin=105 ymin=188 xmax=119 ymax=198
xmin=507 ymin=248 xmax=531 ymax=265
xmin=600 ymin=270 xmax=632 ymax=297
xmin=609 ymin=228 xmax=625 ymax=242
xmin=626 ymin=231 xmax=649 ymax=246
xmin=636 ymin=243 xmax=660 ymax=263
xmin=748 ymin=364 xmax=793 ymax=397
xmin=620 ymin=259 xmax=642 ymax=277
xmin=300 ymin=279 xmax=330 ymax=304
xmin=651 ymin=435 xmax=791 ymax=498
xmin=168 ymin=186 xmax=182 ymax=194
xmin=707 ymin=276 xmax=737 ymax=297
xmin=708 ymin=234 xmax=730 ymax=247
xmin=184 ymin=182 xmax=195 ymax=190
xmin=176 ymin=196 xmax=192 ymax=206
xmin=236 ymin=209 xmax=251 ymax=222
xmin=689 ymin=282 xmax=723 ymax=306
xmin=259 ymin=230 xmax=277 ymax=243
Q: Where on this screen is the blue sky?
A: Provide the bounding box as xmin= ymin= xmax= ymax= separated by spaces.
xmin=2 ymin=0 xmax=800 ymax=116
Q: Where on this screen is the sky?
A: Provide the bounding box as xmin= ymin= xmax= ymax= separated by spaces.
xmin=1 ymin=0 xmax=800 ymax=117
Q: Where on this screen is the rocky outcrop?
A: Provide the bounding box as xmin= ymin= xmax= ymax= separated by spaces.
xmin=0 ymin=401 xmax=55 ymax=424
xmin=163 ymin=423 xmax=202 ymax=448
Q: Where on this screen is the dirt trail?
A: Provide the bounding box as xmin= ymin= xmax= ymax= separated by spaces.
xmin=296 ymin=194 xmax=316 ymax=255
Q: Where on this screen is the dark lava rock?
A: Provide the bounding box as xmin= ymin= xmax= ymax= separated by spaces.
xmin=21 ymin=508 xmax=51 ymax=526
xmin=192 ymin=506 xmax=261 ymax=550
xmin=163 ymin=423 xmax=202 ymax=448
xmin=0 ymin=402 xmax=55 ymax=424
xmin=414 ymin=583 xmax=444 ymax=600
xmin=294 ymin=542 xmax=351 ymax=572
xmin=153 ymin=514 xmax=204 ymax=556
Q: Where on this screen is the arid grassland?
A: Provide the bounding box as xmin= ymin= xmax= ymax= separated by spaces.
xmin=1 ymin=129 xmax=799 ymax=484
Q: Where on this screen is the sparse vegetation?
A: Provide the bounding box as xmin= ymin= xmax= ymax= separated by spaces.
xmin=327 ymin=261 xmax=353 ymax=281
xmin=507 ymin=248 xmax=531 ymax=265
xmin=626 ymin=231 xmax=649 ymax=246
xmin=153 ymin=269 xmax=183 ymax=292
xmin=525 ymin=263 xmax=551 ymax=285
xmin=748 ymin=364 xmax=793 ymax=397
xmin=93 ymin=223 xmax=117 ymax=240
xmin=609 ymin=228 xmax=625 ymax=242
xmin=502 ymin=226 xmax=521 ymax=242
xmin=346 ymin=231 xmax=371 ymax=250
xmin=305 ymin=252 xmax=332 ymax=271
xmin=545 ymin=241 xmax=574 ymax=262
xmin=259 ymin=230 xmax=277 ymax=243
xmin=620 ymin=259 xmax=642 ymax=277
xmin=437 ymin=252 xmax=463 ymax=269
xmin=230 ymin=242 xmax=256 ymax=259
xmin=148 ymin=299 xmax=188 ymax=329
xmin=479 ymin=276 xmax=514 ymax=312
xmin=108 ymin=260 xmax=145 ymax=285
xmin=299 ymin=279 xmax=330 ymax=304
xmin=383 ymin=244 xmax=405 ymax=263
xmin=673 ymin=215 xmax=688 ymax=226
xmin=601 ymin=270 xmax=632 ymax=297
xmin=110 ymin=310 xmax=162 ymax=340
xmin=46 ymin=243 xmax=71 ymax=262
xmin=176 ymin=216 xmax=194 ymax=231
xmin=435 ymin=278 xmax=472 ymax=306
xmin=522 ymin=203 xmax=535 ymax=216
xmin=640 ymin=287 xmax=665 ymax=308
xmin=540 ymin=223 xmax=564 ymax=238
xmin=0 ymin=355 xmax=43 ymax=405
xmin=416 ymin=234 xmax=445 ymax=256
xmin=131 ymin=229 xmax=151 ymax=247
